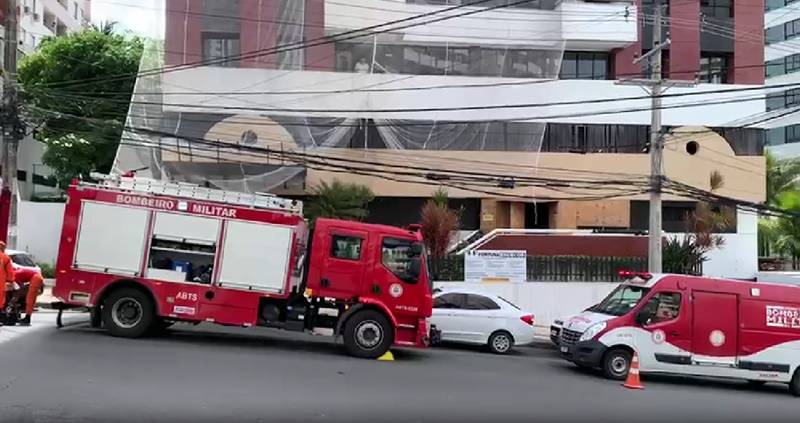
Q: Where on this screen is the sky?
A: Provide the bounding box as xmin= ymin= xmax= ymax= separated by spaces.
xmin=90 ymin=0 xmax=165 ymax=38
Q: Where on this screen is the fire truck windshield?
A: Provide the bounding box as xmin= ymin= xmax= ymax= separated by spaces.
xmin=593 ymin=284 xmax=650 ymax=316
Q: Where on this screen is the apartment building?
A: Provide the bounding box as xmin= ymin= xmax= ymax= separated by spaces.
xmin=111 ymin=0 xmax=765 ymax=277
xmin=764 ymin=0 xmax=800 ymax=158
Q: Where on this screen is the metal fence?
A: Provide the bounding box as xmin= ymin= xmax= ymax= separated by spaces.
xmin=432 ymin=255 xmax=650 ymax=282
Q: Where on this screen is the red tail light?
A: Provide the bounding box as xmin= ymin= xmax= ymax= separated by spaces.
xmin=520 ymin=315 xmax=535 ymax=326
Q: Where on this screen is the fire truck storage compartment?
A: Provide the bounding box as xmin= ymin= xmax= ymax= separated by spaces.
xmin=146 ymin=212 xmax=220 ymax=283
xmin=74 ymin=202 xmax=149 ymax=275
xmin=217 ymin=220 xmax=294 ymax=294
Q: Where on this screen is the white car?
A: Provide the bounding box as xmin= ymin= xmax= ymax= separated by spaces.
xmin=431 ymin=289 xmax=535 ymax=354
xmin=7 ymin=250 xmax=42 ymax=277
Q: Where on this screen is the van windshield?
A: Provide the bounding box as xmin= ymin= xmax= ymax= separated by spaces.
xmin=592 ymin=284 xmax=650 ymax=316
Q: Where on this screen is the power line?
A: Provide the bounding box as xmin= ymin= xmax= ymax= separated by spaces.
xmin=33 ymin=0 xmax=539 ymax=90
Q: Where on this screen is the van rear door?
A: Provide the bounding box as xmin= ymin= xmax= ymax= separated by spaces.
xmin=691 ymin=291 xmax=739 ymax=365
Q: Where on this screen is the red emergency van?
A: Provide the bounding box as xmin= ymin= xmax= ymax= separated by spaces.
xmin=559 ymin=271 xmax=800 ymax=395
xmin=52 ymin=174 xmax=437 ymax=358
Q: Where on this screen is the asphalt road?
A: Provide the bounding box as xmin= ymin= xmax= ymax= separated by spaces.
xmin=1 ymin=312 xmax=800 ymax=423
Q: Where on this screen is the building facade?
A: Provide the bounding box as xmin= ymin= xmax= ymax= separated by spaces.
xmin=116 ymin=0 xmax=766 ymax=240
xmin=764 ymin=0 xmax=800 ymax=158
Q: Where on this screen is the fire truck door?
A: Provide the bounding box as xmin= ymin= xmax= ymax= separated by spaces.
xmin=319 ymin=229 xmax=369 ymax=297
xmin=691 ymin=291 xmax=739 ymax=364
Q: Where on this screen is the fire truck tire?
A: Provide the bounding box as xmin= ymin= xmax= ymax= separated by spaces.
xmin=102 ymin=288 xmax=155 ymax=338
xmin=790 ymin=369 xmax=800 ymax=397
xmin=601 ymin=348 xmax=632 ymax=381
xmin=343 ymin=310 xmax=394 ymax=359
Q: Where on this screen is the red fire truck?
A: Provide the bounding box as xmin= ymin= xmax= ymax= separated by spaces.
xmin=52 ymin=174 xmax=437 ymax=358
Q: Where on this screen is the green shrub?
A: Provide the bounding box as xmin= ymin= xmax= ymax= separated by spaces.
xmin=37 ymin=262 xmax=55 ymax=278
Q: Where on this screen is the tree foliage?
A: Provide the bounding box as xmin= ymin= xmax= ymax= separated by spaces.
xmin=420 ymin=189 xmax=460 ymax=279
xmin=759 ymin=151 xmax=800 ymax=261
xmin=304 ymin=180 xmax=374 ymax=224
xmin=662 ymin=171 xmax=731 ymax=274
xmin=17 ymin=25 xmax=143 ymax=186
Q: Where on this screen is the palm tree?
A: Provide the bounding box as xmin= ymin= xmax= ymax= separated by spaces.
xmin=663 ymin=171 xmax=731 ymax=274
xmin=92 ymin=21 xmax=118 ymax=36
xmin=766 ymin=150 xmax=800 ymax=207
xmin=760 ymin=151 xmax=800 ymax=260
xmin=304 ymin=180 xmax=374 ymax=225
xmin=420 ymin=188 xmax=460 ymax=279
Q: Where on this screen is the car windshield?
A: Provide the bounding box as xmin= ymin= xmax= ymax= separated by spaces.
xmin=592 ymin=284 xmax=650 ymax=316
xmin=10 ymin=253 xmax=36 ymax=267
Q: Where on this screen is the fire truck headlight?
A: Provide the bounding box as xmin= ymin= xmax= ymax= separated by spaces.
xmin=579 ymin=322 xmax=607 ymax=342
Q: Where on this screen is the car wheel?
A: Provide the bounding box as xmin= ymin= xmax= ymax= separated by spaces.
xmin=790 ymin=368 xmax=800 ymax=397
xmin=102 ymin=287 xmax=155 ymax=338
xmin=343 ymin=310 xmax=394 ymax=359
xmin=488 ymin=331 xmax=514 ymax=355
xmin=602 ymin=348 xmax=632 ymax=381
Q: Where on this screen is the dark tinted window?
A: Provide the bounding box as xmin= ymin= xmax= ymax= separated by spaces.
xmin=464 ymin=294 xmax=501 ymax=310
xmin=10 ymin=253 xmax=35 ymax=267
xmin=559 ymin=51 xmax=608 ymax=80
xmin=434 ymin=293 xmax=465 ymax=309
xmin=330 ymin=235 xmax=362 ymax=260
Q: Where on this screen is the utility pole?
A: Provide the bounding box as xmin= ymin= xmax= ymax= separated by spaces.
xmin=1 ymin=0 xmax=22 ymax=247
xmin=616 ymin=0 xmax=694 ymax=273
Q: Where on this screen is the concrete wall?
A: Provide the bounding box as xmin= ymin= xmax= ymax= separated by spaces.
xmin=16 ymin=201 xmax=65 ymax=265
xmin=435 ymin=281 xmax=617 ymax=327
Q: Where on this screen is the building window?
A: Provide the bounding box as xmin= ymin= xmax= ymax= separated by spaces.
xmin=701 ymin=0 xmax=732 ymax=18
xmin=766 ymin=0 xmax=800 ymax=11
xmin=786 ymin=19 xmax=800 ymax=41
xmin=764 ymin=54 xmax=800 ymax=78
xmin=698 ymin=55 xmax=728 ymax=83
xmin=404 ymin=0 xmax=556 ymax=9
xmin=787 ymin=125 xmax=800 ymax=144
xmin=202 ymin=32 xmax=240 ymax=67
xmin=559 ymin=52 xmax=609 ymax=80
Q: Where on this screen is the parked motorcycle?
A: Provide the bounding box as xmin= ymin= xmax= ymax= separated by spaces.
xmin=0 ymin=281 xmax=30 ymax=326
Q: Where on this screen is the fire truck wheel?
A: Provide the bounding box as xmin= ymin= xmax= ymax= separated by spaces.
xmin=102 ymin=288 xmax=155 ymax=338
xmin=790 ymin=369 xmax=800 ymax=397
xmin=601 ymin=348 xmax=632 ymax=381
xmin=343 ymin=310 xmax=394 ymax=359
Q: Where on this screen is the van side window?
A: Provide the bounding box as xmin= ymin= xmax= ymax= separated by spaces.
xmin=642 ymin=293 xmax=682 ymax=325
xmin=331 ymin=235 xmax=362 ymax=260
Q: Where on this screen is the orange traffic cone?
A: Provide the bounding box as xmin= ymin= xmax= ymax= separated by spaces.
xmin=622 ymin=351 xmax=644 ymax=390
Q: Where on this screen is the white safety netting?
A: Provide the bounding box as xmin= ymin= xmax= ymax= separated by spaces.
xmin=113 ymin=0 xmax=568 ymax=193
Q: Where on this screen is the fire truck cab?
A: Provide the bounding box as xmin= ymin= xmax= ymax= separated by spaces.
xmin=53 ymin=174 xmax=436 ymax=358
xmin=559 ymin=272 xmax=800 ymax=396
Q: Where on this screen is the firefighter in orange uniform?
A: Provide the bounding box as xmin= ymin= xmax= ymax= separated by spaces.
xmin=20 ymin=273 xmax=44 ymax=326
xmin=0 ymin=241 xmax=15 ymax=326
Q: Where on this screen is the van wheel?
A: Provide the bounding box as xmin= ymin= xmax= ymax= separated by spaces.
xmin=343 ymin=310 xmax=393 ymax=359
xmin=102 ymin=288 xmax=155 ymax=338
xmin=488 ymin=331 xmax=514 ymax=354
xmin=790 ymin=369 xmax=800 ymax=397
xmin=602 ymin=348 xmax=632 ymax=381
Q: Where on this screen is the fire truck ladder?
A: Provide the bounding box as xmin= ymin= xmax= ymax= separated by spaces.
xmin=88 ymin=173 xmax=303 ymax=215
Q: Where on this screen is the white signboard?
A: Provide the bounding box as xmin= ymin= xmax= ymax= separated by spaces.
xmin=464 ymin=250 xmax=527 ymax=283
